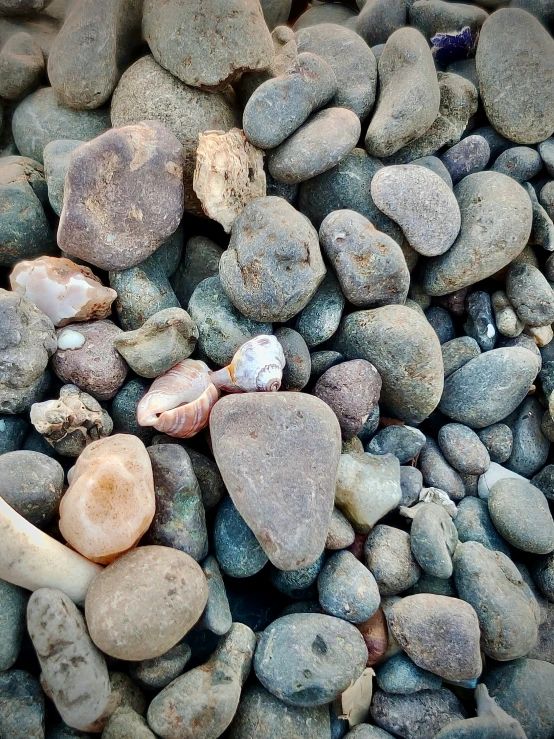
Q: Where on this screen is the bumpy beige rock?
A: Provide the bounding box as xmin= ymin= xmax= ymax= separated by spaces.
xmin=0 ymin=495 xmax=101 ymax=604
xmin=30 ymin=384 xmax=113 ymax=457
xmin=193 ymin=128 xmax=266 ymax=233
xmin=85 ymin=545 xmax=208 ymax=661
xmin=10 ymin=255 xmax=117 ymax=327
xmin=27 ymin=587 xmax=112 ymax=732
xmin=59 ymin=434 xmax=155 ymax=564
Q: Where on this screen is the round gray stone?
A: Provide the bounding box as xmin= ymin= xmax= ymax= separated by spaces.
xmin=488 ymin=478 xmax=554 ymax=554
xmin=364 ymin=525 xmax=421 ymax=596
xmin=438 ymin=423 xmax=490 ymax=475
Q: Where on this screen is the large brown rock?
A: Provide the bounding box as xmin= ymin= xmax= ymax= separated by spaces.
xmin=210 ymin=393 xmax=341 ymax=570
xmin=58 ymin=121 xmax=184 ymax=271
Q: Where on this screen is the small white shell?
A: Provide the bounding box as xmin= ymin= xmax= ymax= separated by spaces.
xmin=137 ymin=359 xmax=220 ymax=438
xmin=209 ymin=335 xmax=285 ymax=393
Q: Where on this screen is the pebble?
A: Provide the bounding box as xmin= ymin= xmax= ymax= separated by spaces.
xmin=211 ymin=393 xmax=341 ymax=570
xmin=313 ymin=359 xmax=381 ymax=440
xmin=85 ymin=545 xmax=207 ymax=661
xmin=0 ymin=449 xmax=63 ymax=527
xmin=439 ymin=347 xmax=540 ymax=428
xmin=453 ymin=541 xmax=540 ymax=660
xmin=526 ymin=182 xmax=554 ymax=251
xmin=365 ymin=28 xmax=440 ymax=158
xmin=371 ymin=688 xmax=466 ymax=739
xmin=229 ymin=684 xmax=331 ymax=739
xmin=0 ymin=579 xmax=26 ymax=671
xmin=317 ymin=550 xmax=380 ymax=624
xmin=254 ymin=613 xmax=368 ymax=707
xmin=0 ymin=670 xmax=45 ymax=739
xmin=129 ymin=642 xmax=191 ymax=692
xmin=335 ymin=452 xmax=401 ymax=534
xmin=270 ymin=553 xmax=324 ymax=600
xmin=295 ymin=23 xmax=377 ymax=120
xmin=52 ymin=320 xmax=128 ymax=401
xmin=454 ymin=496 xmax=511 ymax=556
xmin=375 ymin=652 xmax=442 ymax=695
xmin=367 ymin=426 xmax=425 ymax=465
xmin=388 ymin=594 xmax=481 ymax=680
xmin=505 ymin=396 xmax=549 ymax=477
xmin=532 ymin=464 xmax=554 ymax=501
xmin=438 ymin=423 xmax=490 ymax=475
xmin=274 ymin=327 xmax=311 ymax=392
xmin=41 ymin=139 xmax=81 ymax=216
xmin=0 ymin=31 xmax=44 ymax=100
xmin=335 ymin=305 xmax=444 ymax=425
xmin=267 ymin=107 xmax=361 ymax=185
xmin=12 ymin=87 xmax=110 ymax=162
xmin=355 ymin=0 xmax=406 ymax=47
xmin=477 ymin=461 xmax=527 ymax=502
xmin=491 ymin=290 xmax=525 ymax=339
xmin=110 ymin=379 xmax=152 ymax=444
xmin=426 ymin=306 xmax=456 ymax=344
xmin=492 ymin=146 xmax=543 ymax=182
xmin=319 ymin=209 xmax=410 ymax=308
xmin=477 ymin=8 xmax=554 ymax=144
xmin=419 ymin=439 xmax=465 ymax=501
xmin=113 ymin=308 xmax=198 ymax=379
xmin=243 ymin=52 xmax=337 ymax=150
xmin=483 ymin=659 xmax=554 ymax=739
xmin=371 ymin=165 xmax=460 ymax=257
xmin=293 ymin=4 xmax=357 ymax=31
xmin=326 ymin=507 xmax=356 ymax=551
xmin=440 ymin=135 xmax=491 ymax=184
xmin=143 ymin=0 xmax=273 ymax=90
xmin=410 ymin=0 xmax=488 ymax=38
xmin=410 ymin=503 xmax=459 ymax=579
xmin=364 ymin=525 xmax=421 ymax=595
xmin=412 ymin=156 xmax=453 ymax=188
xmin=464 ymin=290 xmax=496 ymax=351
xmin=488 ymin=477 xmax=554 ymax=554
xmin=295 ymin=272 xmax=345 ymax=348
xmin=214 ymin=496 xmax=268 ymax=578
xmin=170 ymin=236 xmax=222 ymax=309
xmin=147 ymin=623 xmax=256 ymax=739
xmin=441 ymin=336 xmax=481 ymax=378
xmin=506 ymin=262 xmax=554 ymax=327
xmin=0 ymin=414 xmax=28 ymax=454
xmin=102 ymin=707 xmax=155 ymax=739
xmin=400 ymin=467 xmax=423 ymax=507
xmin=219 ymin=196 xmax=326 ymax=322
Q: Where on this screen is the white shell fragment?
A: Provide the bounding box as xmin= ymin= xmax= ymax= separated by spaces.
xmin=193 ymin=128 xmax=266 ymax=233
xmin=57 ymin=329 xmax=86 ymax=350
xmin=209 ymin=335 xmax=285 ymax=393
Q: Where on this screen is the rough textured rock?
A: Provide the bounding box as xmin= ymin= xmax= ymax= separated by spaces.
xmin=102 ymin=707 xmax=155 ymax=739
xmin=143 ymin=0 xmax=274 ymax=90
xmin=27 ymin=587 xmax=111 ymax=732
xmin=506 ymin=262 xmax=554 ymax=328
xmin=371 ymin=688 xmax=466 ymax=739
xmin=52 ymin=320 xmax=128 ymax=401
xmin=335 ymin=306 xmax=444 ymax=424
xmin=219 ymin=196 xmax=326 ymax=322
xmin=254 ymin=613 xmax=368 ymax=707
xmin=0 ymin=449 xmax=63 ymax=526
xmin=319 ymin=210 xmax=410 ymax=308
xmin=85 ymin=545 xmax=208 ymax=661
xmin=58 ymin=121 xmax=184 ymax=272
xmin=364 ymin=525 xmax=421 ymax=596
xmin=365 ymin=28 xmax=440 ymax=158
xmin=387 ymin=594 xmax=481 ymax=681
xmin=0 ymin=670 xmax=45 ymax=739
xmin=477 ymin=8 xmax=554 ymax=144
xmin=423 ymin=172 xmax=532 ymax=295
xmin=210 ymin=393 xmax=341 ymax=570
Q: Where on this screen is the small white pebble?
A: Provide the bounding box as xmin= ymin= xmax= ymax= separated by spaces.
xmin=0 ymin=420 xmax=5 ymax=432
xmin=57 ymin=330 xmax=85 ymax=350
xmin=486 ymin=324 xmax=495 ymax=338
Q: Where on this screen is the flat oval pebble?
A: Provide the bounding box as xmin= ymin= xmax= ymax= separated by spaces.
xmin=438 ymin=423 xmax=490 ymax=475
xmin=423 ymin=172 xmax=532 ymax=295
xmin=410 ymin=503 xmax=459 ymax=579
xmin=488 ymin=478 xmax=554 ymax=554
xmin=254 ymin=613 xmax=368 ymax=707
xmin=317 ymin=550 xmax=380 ymax=624
xmin=268 ymin=107 xmax=361 ymax=185
xmin=85 ymin=545 xmax=208 ymax=661
xmin=441 ymin=134 xmax=491 ymax=185
xmin=477 ymin=8 xmax=554 ymax=144
xmin=370 ymin=165 xmax=461 ymax=257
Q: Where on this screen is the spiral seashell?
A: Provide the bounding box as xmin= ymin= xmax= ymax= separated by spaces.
xmin=136 ymin=359 xmax=220 ymax=438
xmin=209 ymin=335 xmax=285 ymax=393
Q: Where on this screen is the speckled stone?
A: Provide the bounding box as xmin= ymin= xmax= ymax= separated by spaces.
xmin=188 ymin=276 xmax=272 ymax=367
xmin=128 ymin=641 xmax=191 ymax=692
xmin=111 ymin=379 xmax=153 ymax=444
xmin=453 ymin=541 xmax=540 ymax=660
xmin=438 ymin=424 xmax=490 ymax=475
xmin=375 ymin=652 xmax=442 ymax=695
xmin=366 ymin=426 xmax=425 ymax=465
xmin=0 ymin=580 xmax=26 ymax=671
xmin=507 ymin=262 xmax=554 ymax=328
xmin=425 ymin=306 xmax=456 ymax=344
xmin=505 ymin=396 xmax=549 ymax=477
xmin=170 ymin=236 xmax=223 ymax=309
xmin=364 ymin=525 xmax=421 ymax=596
xmin=438 ymin=347 xmax=540 ymax=428
xmin=464 ymin=291 xmax=497 ymax=352
xmin=492 ymin=146 xmax=542 ymax=182
xmin=354 ymin=0 xmax=406 ymax=48
xmin=310 ymin=351 xmax=344 ymax=380
xmin=371 ymin=688 xmax=466 ymax=739
xmin=419 ymin=439 xmax=465 ymax=501
xmin=270 ymin=553 xmax=324 ymax=600
xmin=317 ymin=550 xmax=380 ymax=624
xmin=441 ymin=337 xmax=481 ymax=379
xmin=275 ymin=327 xmax=311 ymax=392
xmin=199 ymin=555 xmax=232 ymax=636
xmin=400 ymin=467 xmax=423 ymax=507
xmin=0 ymin=415 xmax=28 ymax=454
xmin=325 ymin=507 xmax=356 ymax=551
xmin=0 ymin=450 xmax=63 ymax=527
xmin=532 ymin=464 xmax=554 ymax=501
xmin=295 ymin=272 xmax=345 ymax=348
xmin=0 ymin=670 xmax=45 ymax=739
xmin=524 ymin=183 xmax=554 ymax=253
xmin=254 ymin=613 xmax=368 ymax=707
xmin=488 ymin=477 xmax=554 ymax=554
xmin=334 ymin=306 xmax=444 ymax=425
xmin=454 ymin=497 xmax=510 ymax=556
xmin=102 ymin=707 xmax=155 ymax=739
xmin=440 ymin=135 xmax=490 ymax=185
xmin=214 ymin=496 xmax=268 ymax=579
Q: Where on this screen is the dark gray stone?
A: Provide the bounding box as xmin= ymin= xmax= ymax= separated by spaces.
xmin=505 ymin=396 xmax=549 ymax=477
xmin=533 ymin=551 xmax=554 ymax=600
xmin=214 ymin=496 xmax=268 ymax=578
xmin=405 ymin=572 xmax=456 ymax=598
xmin=0 ymin=670 xmax=44 ymax=739
xmin=129 ymin=642 xmax=191 ymax=692
xmin=423 ymin=172 xmax=531 ymax=295
xmin=441 ymin=337 xmax=481 ymax=379
xmin=254 ymin=613 xmax=368 ymax=707
xmin=354 ymin=0 xmax=406 ymax=47
xmin=375 ymin=652 xmax=442 ymax=694
xmin=270 ymin=553 xmax=325 ymax=600
xmin=409 ymin=0 xmax=487 ymax=38
xmin=370 ymin=688 xmax=466 ymax=739
xmin=317 ymin=550 xmax=380 ymax=624
xmin=0 ymin=450 xmax=63 ymax=527
xmin=492 ymin=146 xmax=543 ymax=183
xmin=489 ymin=477 xmax=554 ymax=554
xmin=219 ymin=196 xmax=326 ymax=322
xmin=171 ymin=236 xmax=223 ymax=309
xmin=0 ymin=415 xmax=28 ymax=455
xmin=111 ymin=379 xmax=153 ymax=444
xmin=438 ymin=423 xmax=490 ymax=475
xmin=464 ymin=291 xmax=496 ymax=351
xmin=441 ymin=135 xmax=490 ymax=185
xmin=532 ymin=464 xmax=554 ymax=500
xmin=0 ymin=580 xmax=26 ymax=671
xmin=274 ymin=327 xmax=311 ymax=392
xmin=364 ymin=525 xmax=421 ymax=595
xmin=438 ymin=347 xmax=540 ymax=428
xmin=524 ymin=182 xmax=554 ymax=252
xmin=268 ymin=107 xmax=361 ymax=185
xmin=454 ymin=496 xmax=510 ymax=556
xmin=426 ymin=306 xmax=456 ymax=344
xmin=400 ymin=466 xmax=423 ymax=507
xmin=310 ymin=351 xmax=344 ymax=380
xmin=507 ymin=262 xmax=554 ymax=327
xmin=295 ymin=272 xmax=345 ymax=348
xmin=419 ymin=439 xmax=465 ymax=501
xmin=367 ymin=426 xmax=426 ymax=465
xmin=0 ymin=31 xmax=44 ymax=101
xmin=477 ymin=8 xmax=554 ymax=144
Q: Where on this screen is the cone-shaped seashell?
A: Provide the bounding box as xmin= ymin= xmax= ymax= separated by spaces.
xmin=209 ymin=335 xmax=285 ymax=393
xmin=137 ymin=359 xmax=220 ymax=438
xmin=10 ymin=256 xmax=117 ymax=327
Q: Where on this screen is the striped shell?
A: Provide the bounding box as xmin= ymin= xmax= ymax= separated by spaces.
xmin=136 ymin=359 xmax=220 ymax=438
xmin=209 ymin=335 xmax=285 ymax=393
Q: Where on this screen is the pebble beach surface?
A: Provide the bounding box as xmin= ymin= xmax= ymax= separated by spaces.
xmin=1 ymin=0 xmax=554 ymax=737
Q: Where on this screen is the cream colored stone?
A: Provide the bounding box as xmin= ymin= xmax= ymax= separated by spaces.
xmin=59 ymin=434 xmax=155 ymax=564
xmin=525 ymin=323 xmax=554 ymax=347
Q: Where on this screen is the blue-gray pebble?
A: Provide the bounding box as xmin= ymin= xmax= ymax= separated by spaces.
xmin=492 ymin=146 xmax=543 ymax=183
xmin=441 ymin=135 xmax=490 ymax=185
xmin=454 ymin=497 xmax=510 ymax=556
xmin=214 ymin=496 xmax=268 ymax=578
xmin=375 ymin=652 xmax=442 ymax=694
xmin=366 ymin=425 xmax=426 ymax=465
xmin=464 ymin=291 xmax=496 ymax=351
xmin=317 ymin=550 xmax=380 ymax=624
xmin=438 ymin=423 xmax=490 ymax=475
xmin=410 ymin=503 xmax=458 ymax=579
